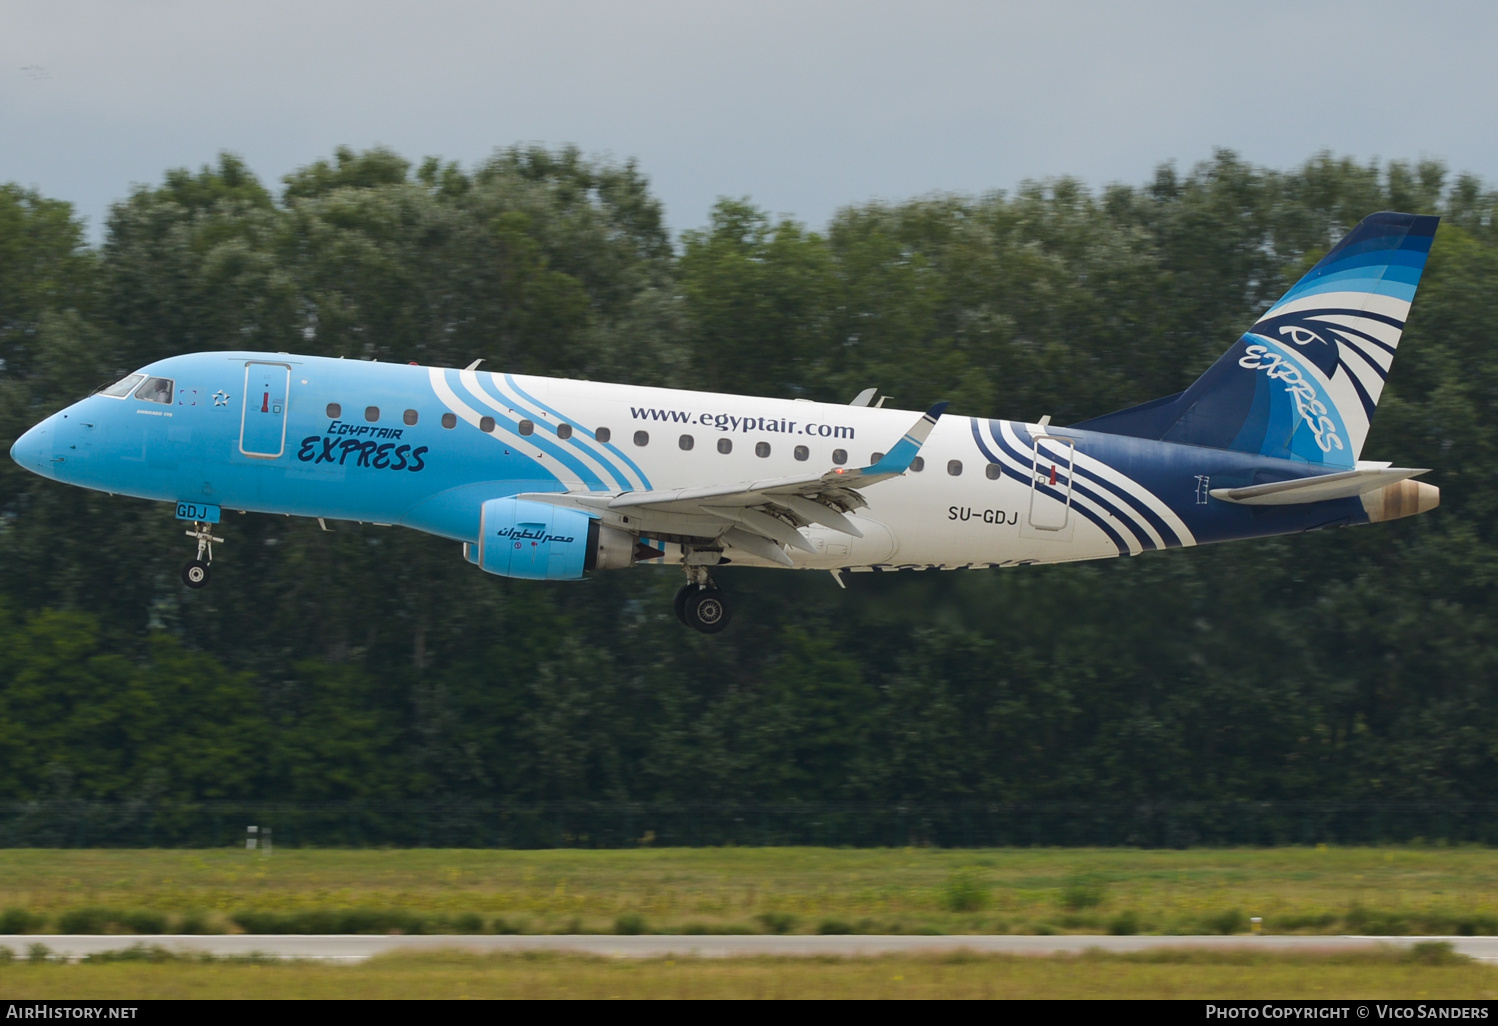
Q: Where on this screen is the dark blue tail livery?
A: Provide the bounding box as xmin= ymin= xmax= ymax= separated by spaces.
xmin=1076 ymin=212 xmax=1439 ymax=467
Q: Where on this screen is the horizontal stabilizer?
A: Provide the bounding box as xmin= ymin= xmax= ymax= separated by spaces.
xmin=1209 ymin=466 xmax=1429 ymax=506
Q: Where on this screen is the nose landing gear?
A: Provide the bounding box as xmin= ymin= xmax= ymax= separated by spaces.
xmin=674 ymin=565 xmax=731 ymax=634
xmin=182 ymin=521 xmax=222 ymax=590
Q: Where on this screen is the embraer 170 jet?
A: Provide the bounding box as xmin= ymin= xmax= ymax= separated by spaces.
xmin=10 ymin=212 xmax=1440 ymax=632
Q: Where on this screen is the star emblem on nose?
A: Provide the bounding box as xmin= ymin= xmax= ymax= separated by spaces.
xmin=213 ymin=390 xmax=230 ymax=406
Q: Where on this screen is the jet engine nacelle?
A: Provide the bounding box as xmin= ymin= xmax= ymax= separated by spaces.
xmin=470 ymin=497 xmax=637 ymax=580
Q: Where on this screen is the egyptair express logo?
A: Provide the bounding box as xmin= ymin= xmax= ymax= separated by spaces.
xmin=296 ymin=434 xmax=429 ymax=471
xmin=1237 ymin=341 xmax=1344 ymax=454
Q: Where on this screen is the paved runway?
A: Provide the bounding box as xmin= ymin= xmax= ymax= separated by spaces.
xmin=6 ymin=934 xmax=1498 ymax=962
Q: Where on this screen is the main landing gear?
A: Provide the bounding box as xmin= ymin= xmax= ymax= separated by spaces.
xmin=674 ymin=565 xmax=731 ymax=634
xmin=182 ymin=521 xmax=223 ymax=590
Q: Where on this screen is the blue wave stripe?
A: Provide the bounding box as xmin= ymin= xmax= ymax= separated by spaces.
xmin=494 ymin=375 xmax=631 ymax=490
xmin=972 ymin=420 xmax=1134 ymax=556
xmin=1262 ymin=307 xmax=1407 ymax=336
xmin=1000 ymin=428 xmax=1157 ymax=554
xmin=967 ymin=421 xmax=1125 ymax=549
xmin=460 ymin=373 xmax=611 ymax=490
xmin=1333 ymin=231 xmax=1434 ymax=262
xmin=1282 ymin=274 xmax=1417 ymax=304
xmin=1319 ymin=247 xmax=1431 ymax=275
xmin=1314 ymin=258 xmax=1427 ymax=286
xmin=1337 ymin=352 xmax=1380 ymax=423
xmin=1329 ymin=330 xmax=1394 ymax=382
xmin=990 ymin=420 xmax=1184 ymax=549
xmin=1316 ymin=319 xmax=1399 ymax=358
xmin=501 ymin=374 xmax=653 ymax=491
xmin=1338 ymin=344 xmax=1390 ymax=384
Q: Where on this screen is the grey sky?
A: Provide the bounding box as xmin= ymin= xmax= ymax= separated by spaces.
xmin=5 ymin=1 xmax=1496 ymax=241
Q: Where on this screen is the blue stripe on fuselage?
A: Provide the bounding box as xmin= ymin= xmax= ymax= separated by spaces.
xmin=458 ymin=372 xmax=611 ymax=490
xmin=500 ymin=374 xmax=652 ymax=491
xmin=970 ymin=419 xmax=1133 ymax=556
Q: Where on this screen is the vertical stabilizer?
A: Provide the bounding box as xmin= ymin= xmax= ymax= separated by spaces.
xmin=1075 ymin=211 xmax=1439 ymax=466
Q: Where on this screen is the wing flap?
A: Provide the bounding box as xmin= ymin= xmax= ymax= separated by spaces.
xmin=722 ymin=527 xmax=795 ymax=566
xmin=705 ymin=505 xmax=818 ymax=553
xmin=776 ymin=494 xmax=864 ymax=537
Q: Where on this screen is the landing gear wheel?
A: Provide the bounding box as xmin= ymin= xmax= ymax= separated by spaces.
xmin=673 ymin=584 xmax=695 ymax=625
xmin=682 ymin=587 xmax=731 ymax=634
xmin=182 ymin=559 xmax=211 ymax=589
xmin=181 ymin=520 xmax=223 ymax=590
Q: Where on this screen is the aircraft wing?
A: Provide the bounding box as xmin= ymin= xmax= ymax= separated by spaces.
xmin=515 ymin=403 xmax=947 ymax=565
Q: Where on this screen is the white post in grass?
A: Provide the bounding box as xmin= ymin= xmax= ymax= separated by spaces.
xmin=246 ymin=825 xmax=258 ymax=850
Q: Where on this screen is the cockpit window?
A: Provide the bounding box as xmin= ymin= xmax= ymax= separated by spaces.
xmin=133 ymin=377 xmax=174 ymax=405
xmin=98 ymin=373 xmax=145 ymax=398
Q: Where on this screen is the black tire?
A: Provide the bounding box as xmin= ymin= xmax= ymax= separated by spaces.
xmin=673 ymin=584 xmax=695 ymax=625
xmin=683 ymin=587 xmax=731 ymax=634
xmin=182 ymin=559 xmax=211 ymax=589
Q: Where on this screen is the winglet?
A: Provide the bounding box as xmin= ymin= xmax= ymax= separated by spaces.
xmin=863 ymin=402 xmax=947 ymax=476
xmin=820 ymin=402 xmax=948 ymax=488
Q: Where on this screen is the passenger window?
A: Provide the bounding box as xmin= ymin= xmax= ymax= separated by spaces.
xmin=134 ymin=377 xmax=174 ymax=405
xmin=98 ymin=373 xmax=145 ymax=398
xmin=794 ymin=445 xmax=809 ymax=461
xmin=403 ymin=409 xmax=418 ymax=426
xmin=948 ymin=460 xmax=963 ymax=476
xmin=327 ymin=403 xmax=342 ymax=419
xmin=557 ymin=424 xmax=572 ymax=440
xmin=911 ymin=457 xmax=925 ymax=472
xmin=633 ymin=430 xmax=649 ymax=447
xmin=480 ymin=416 xmax=496 ymax=433
xmin=518 ymin=419 xmax=534 ymax=436
xmin=832 ymin=449 xmax=847 ymax=465
xmin=985 ymin=463 xmax=1001 ymax=480
xmin=755 ymin=442 xmax=771 ymax=458
xmin=679 ymin=434 xmax=694 ymax=450
xmin=595 ymin=427 xmax=612 ymax=443
xmin=717 ymin=438 xmax=732 ymax=455
xmin=442 ymin=413 xmax=457 ymax=429
xmin=871 ymin=452 xmax=884 ymax=464
xmin=364 ymin=406 xmax=379 ymax=423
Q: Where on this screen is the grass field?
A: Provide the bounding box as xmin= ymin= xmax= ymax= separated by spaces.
xmin=2 ymin=947 xmax=1495 ymax=999
xmin=3 ymin=846 xmax=1498 ymax=936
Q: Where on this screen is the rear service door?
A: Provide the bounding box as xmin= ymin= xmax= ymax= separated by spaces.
xmin=240 ymin=362 xmax=291 ymax=458
xmin=1027 ymin=435 xmax=1075 ymax=531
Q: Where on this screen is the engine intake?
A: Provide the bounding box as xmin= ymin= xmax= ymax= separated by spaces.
xmin=473 ymin=497 xmax=641 ymax=580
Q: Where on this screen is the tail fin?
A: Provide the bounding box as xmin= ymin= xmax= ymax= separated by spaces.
xmin=1075 ymin=211 xmax=1439 ymax=467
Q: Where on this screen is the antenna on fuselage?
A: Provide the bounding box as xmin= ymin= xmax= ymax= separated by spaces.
xmin=464 ymin=359 xmax=485 ymax=371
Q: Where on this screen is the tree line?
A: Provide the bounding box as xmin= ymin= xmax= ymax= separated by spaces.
xmin=2 ymin=146 xmax=1497 ymax=824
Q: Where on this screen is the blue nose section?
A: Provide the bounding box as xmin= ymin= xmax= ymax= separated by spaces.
xmin=10 ymin=418 xmax=54 ymax=478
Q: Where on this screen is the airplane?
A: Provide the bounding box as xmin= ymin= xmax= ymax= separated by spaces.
xmin=9 ymin=211 xmax=1440 ymax=633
